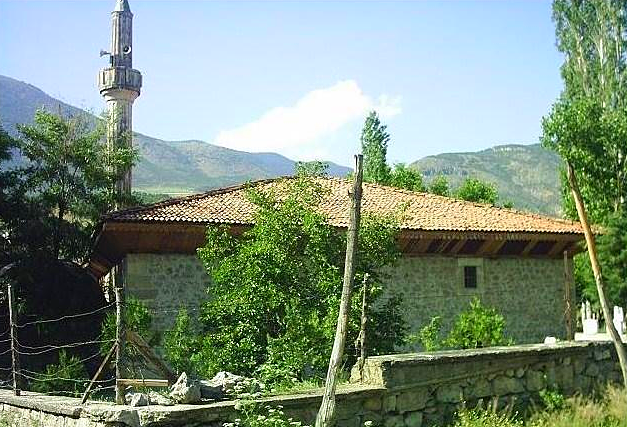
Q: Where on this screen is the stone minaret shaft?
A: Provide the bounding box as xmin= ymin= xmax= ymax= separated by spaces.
xmin=99 ymin=0 xmax=142 ymax=200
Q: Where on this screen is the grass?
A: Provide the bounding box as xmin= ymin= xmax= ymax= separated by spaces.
xmin=452 ymin=386 xmax=627 ymax=427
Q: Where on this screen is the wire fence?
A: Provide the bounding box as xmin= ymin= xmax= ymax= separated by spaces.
xmin=0 ymin=290 xmax=189 ymax=404
xmin=0 ymin=288 xmax=120 ymax=403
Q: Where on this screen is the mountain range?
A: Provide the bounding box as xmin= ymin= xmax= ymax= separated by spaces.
xmin=0 ymin=75 xmax=562 ymax=214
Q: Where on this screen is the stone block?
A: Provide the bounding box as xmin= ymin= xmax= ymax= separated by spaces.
xmin=492 ymin=376 xmax=524 ymax=396
xmin=436 ymin=384 xmax=463 ymax=404
xmin=525 ymin=370 xmax=545 ymax=392
xmin=404 ymin=411 xmax=423 ymax=427
xmin=466 ymin=378 xmax=491 ymax=399
xmin=585 ymin=363 xmax=600 ymax=377
xmin=384 ymin=414 xmax=404 ymax=427
xmin=363 ymin=397 xmax=382 ymax=412
xmin=383 ymin=395 xmax=397 ymax=412
xmin=515 ymin=368 xmax=525 ymax=378
xmin=397 ymin=390 xmax=429 ymax=413
xmin=594 ymin=349 xmax=611 ymax=361
xmin=573 ymin=358 xmax=585 ymax=374
xmin=555 ymin=365 xmax=574 ymax=392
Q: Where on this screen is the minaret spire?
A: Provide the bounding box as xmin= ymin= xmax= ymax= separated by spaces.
xmin=98 ymin=0 xmax=142 ymax=204
xmin=114 ymin=0 xmax=131 ymax=12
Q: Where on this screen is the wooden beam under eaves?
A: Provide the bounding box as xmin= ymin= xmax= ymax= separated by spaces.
xmin=548 ymin=240 xmax=570 ymax=257
xmin=477 ymin=239 xmax=507 ymax=256
xmin=448 ymin=239 xmax=467 ymax=255
xmin=521 ymin=241 xmax=537 ymax=256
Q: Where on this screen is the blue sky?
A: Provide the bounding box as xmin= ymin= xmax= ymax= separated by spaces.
xmin=0 ymin=0 xmax=564 ymax=167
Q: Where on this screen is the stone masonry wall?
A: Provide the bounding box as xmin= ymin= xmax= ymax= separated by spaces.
xmin=124 ymin=253 xmax=211 ymax=332
xmin=123 ymin=253 xmax=573 ymax=344
xmin=382 ymin=256 xmax=573 ymax=348
xmin=0 ymin=342 xmax=619 ymax=427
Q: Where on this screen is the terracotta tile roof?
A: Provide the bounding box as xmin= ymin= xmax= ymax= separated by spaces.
xmin=105 ymin=177 xmax=583 ymax=235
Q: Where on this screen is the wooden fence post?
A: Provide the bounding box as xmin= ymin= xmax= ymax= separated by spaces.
xmin=114 ymin=262 xmax=126 ymax=404
xmin=316 ymin=154 xmax=363 ymax=427
xmin=563 ymin=250 xmax=574 ymax=341
xmin=7 ymin=283 xmax=20 ymax=396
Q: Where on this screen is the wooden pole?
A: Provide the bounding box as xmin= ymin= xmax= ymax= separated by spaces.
xmin=81 ymin=342 xmax=117 ymax=404
xmin=563 ymin=251 xmax=574 ymax=341
xmin=126 ymin=330 xmax=177 ymax=383
xmin=7 ymin=283 xmax=20 ymax=396
xmin=356 ymin=274 xmax=369 ymax=381
xmin=566 ymin=161 xmax=627 ymax=387
xmin=316 ymin=154 xmax=363 ymax=427
xmin=114 ymin=262 xmax=126 ymax=404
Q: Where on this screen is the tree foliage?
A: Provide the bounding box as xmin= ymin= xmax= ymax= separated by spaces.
xmin=543 ymin=0 xmax=627 ymax=306
xmin=429 ymin=175 xmax=450 ymax=197
xmin=10 ymin=110 xmax=137 ymax=261
xmin=165 ymin=176 xmax=407 ymax=386
xmin=455 ymin=178 xmax=499 ymax=205
xmin=361 ymin=111 xmax=391 ymax=185
xmin=1 ymin=109 xmax=137 ymax=265
xmin=388 ymin=163 xmax=426 ymax=192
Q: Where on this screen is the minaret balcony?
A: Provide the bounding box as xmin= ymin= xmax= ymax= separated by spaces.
xmin=98 ymin=67 xmax=142 ymax=95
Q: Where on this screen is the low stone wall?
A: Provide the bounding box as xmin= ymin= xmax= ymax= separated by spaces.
xmin=0 ymin=342 xmax=620 ymax=427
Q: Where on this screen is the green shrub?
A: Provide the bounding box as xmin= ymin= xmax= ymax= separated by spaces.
xmin=413 ymin=316 xmax=443 ymax=351
xmin=453 ymin=408 xmax=522 ymax=427
xmin=163 ymin=308 xmax=201 ymax=375
xmin=539 ymin=389 xmax=566 ymax=412
xmin=446 ymin=298 xmax=512 ymax=349
xmin=225 ymin=401 xmax=310 ymax=427
xmin=30 ymin=350 xmax=88 ymax=397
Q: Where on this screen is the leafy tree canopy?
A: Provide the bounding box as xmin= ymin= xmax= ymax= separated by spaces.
xmin=429 ymin=175 xmax=450 ymax=197
xmin=388 ymin=163 xmax=425 ymax=192
xmin=455 ymin=178 xmax=499 ymax=205
xmin=361 ymin=111 xmax=391 ymax=185
xmin=4 ymin=109 xmax=137 ymax=262
xmin=165 ymin=176 xmax=407 ymax=386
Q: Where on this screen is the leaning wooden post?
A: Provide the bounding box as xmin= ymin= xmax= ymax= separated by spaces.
xmin=563 ymin=250 xmax=574 ymax=341
xmin=316 ymin=154 xmax=363 ymax=427
xmin=114 ymin=262 xmax=126 ymax=404
xmin=566 ymin=161 xmax=627 ymax=387
xmin=7 ymin=283 xmax=20 ymax=396
xmin=81 ymin=342 xmax=117 ymax=404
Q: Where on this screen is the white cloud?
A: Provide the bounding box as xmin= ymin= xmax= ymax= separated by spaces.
xmin=213 ymin=80 xmax=401 ymax=155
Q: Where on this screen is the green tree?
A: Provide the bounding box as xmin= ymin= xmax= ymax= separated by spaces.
xmin=429 ymin=175 xmax=450 ymax=197
xmin=455 ymin=178 xmax=499 ymax=205
xmin=13 ymin=109 xmax=137 ymax=261
xmin=176 ymin=176 xmax=406 ymax=386
xmin=388 ymin=163 xmax=426 ymax=192
xmin=294 ymin=160 xmax=330 ymax=177
xmin=360 ymin=111 xmax=391 ymax=185
xmin=546 ymin=0 xmax=627 ymax=222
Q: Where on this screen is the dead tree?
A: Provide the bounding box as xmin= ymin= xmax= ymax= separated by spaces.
xmin=316 ymin=155 xmax=363 ymax=427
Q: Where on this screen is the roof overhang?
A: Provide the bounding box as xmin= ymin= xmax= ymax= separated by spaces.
xmin=88 ymin=220 xmax=584 ymax=280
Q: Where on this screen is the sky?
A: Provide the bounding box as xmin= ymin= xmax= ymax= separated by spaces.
xmin=0 ymin=0 xmax=565 ymax=167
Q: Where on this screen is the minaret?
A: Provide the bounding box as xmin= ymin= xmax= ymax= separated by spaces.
xmin=99 ymin=0 xmax=142 ymax=200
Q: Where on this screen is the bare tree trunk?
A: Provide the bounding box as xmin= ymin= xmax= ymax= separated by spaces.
xmin=316 ymin=155 xmax=363 ymax=427
xmin=566 ymin=161 xmax=627 ymax=388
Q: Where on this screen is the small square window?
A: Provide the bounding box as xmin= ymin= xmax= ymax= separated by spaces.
xmin=464 ymin=266 xmax=477 ymax=288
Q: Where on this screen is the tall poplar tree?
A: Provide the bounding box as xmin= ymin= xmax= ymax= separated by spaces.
xmin=542 ymin=0 xmax=627 ymax=386
xmin=360 ymin=111 xmax=391 ymax=185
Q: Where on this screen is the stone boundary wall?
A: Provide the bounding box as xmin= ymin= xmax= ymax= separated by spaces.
xmin=0 ymin=342 xmax=620 ymax=427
